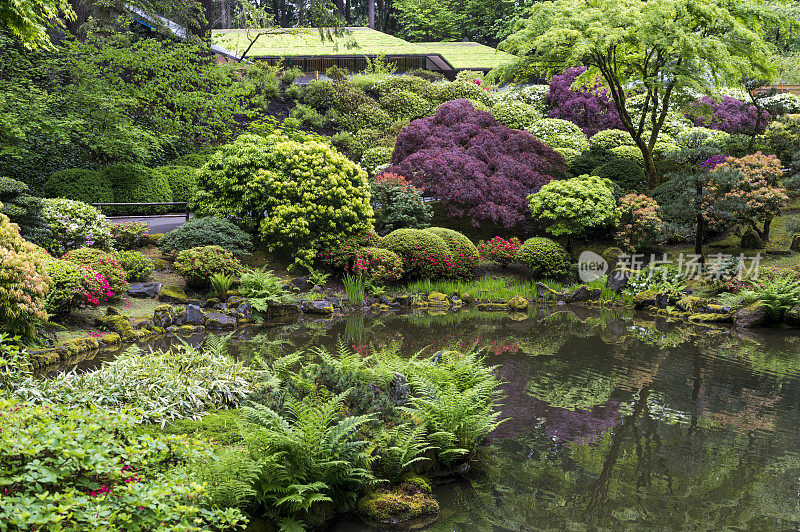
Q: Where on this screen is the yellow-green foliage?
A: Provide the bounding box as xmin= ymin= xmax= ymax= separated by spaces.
xmin=437 ymin=81 xmax=492 ymax=105
xmin=490 ymin=100 xmax=541 ymax=130
xmin=194 ymin=133 xmax=373 ymax=268
xmin=589 ymin=128 xmax=634 ymax=149
xmin=379 ymin=89 xmax=432 ymax=120
xmin=528 ymin=174 xmax=618 ymax=237
xmin=174 ymin=246 xmax=242 ymax=289
xmin=0 ymin=205 xmax=50 ymax=338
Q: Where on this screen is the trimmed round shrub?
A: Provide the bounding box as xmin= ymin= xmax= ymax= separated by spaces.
xmin=114 ymin=250 xmax=154 ymax=282
xmin=546 ymin=66 xmax=623 ymax=136
xmin=490 ymin=100 xmax=541 ymax=130
xmin=40 ymin=198 xmax=113 ymax=254
xmin=437 ymin=81 xmax=492 ymax=105
xmin=406 ymin=68 xmax=446 ymax=82
xmin=159 ymin=217 xmax=253 ymax=258
xmin=0 ymin=205 xmax=50 ymax=338
xmin=0 ymin=176 xmax=48 ymax=245
xmin=42 ymin=257 xmax=112 ymax=315
xmin=389 ymin=99 xmax=568 ymax=228
xmin=102 ymin=164 xmax=173 ymax=215
xmin=375 ymin=76 xmax=438 ymax=100
xmin=61 ymin=247 xmax=127 ymax=298
xmin=360 ymin=147 xmax=394 ymax=176
xmin=379 ymin=89 xmax=432 ymax=120
xmin=174 ymin=245 xmax=243 ymax=289
xmin=371 ymin=173 xmax=432 ymax=233
xmin=528 ymin=175 xmax=618 ymax=238
xmin=477 ymin=236 xmax=522 ymax=267
xmin=383 ymin=228 xmax=454 ymax=279
xmin=595 ymin=157 xmax=647 ymax=192
xmin=759 ymin=114 xmax=800 ymax=166
xmin=610 ymin=145 xmax=644 ymax=165
xmin=111 ymin=221 xmax=150 ymax=250
xmin=155 ymin=165 xmax=198 ymax=203
xmin=526 ymin=118 xmax=589 ymax=152
xmin=517 ymin=237 xmax=571 ymax=279
xmin=675 ymin=127 xmax=731 ymax=148
xmin=424 ymin=227 xmax=479 ymax=279
xmin=350 ymin=247 xmax=405 ymax=283
xmin=318 ymin=229 xmax=383 ymax=273
xmin=43 ymin=169 xmax=113 ymax=205
xmin=193 ymin=133 xmax=374 ymax=268
xmin=589 ymin=129 xmax=634 ymax=149
xmin=570 ymin=145 xmax=616 ymax=176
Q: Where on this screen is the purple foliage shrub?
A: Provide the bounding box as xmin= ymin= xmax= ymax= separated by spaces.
xmin=686 ymin=96 xmax=771 ymax=134
xmin=388 ymin=99 xmax=568 ymax=228
xmin=546 ymin=67 xmax=623 ymax=137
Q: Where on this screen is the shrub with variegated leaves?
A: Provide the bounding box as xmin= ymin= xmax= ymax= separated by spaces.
xmin=615 ymin=194 xmax=663 ymax=252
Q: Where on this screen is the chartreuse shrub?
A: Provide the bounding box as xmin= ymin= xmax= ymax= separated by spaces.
xmin=193 ymin=133 xmax=373 ymax=268
xmin=102 ymin=163 xmax=173 ymax=215
xmin=490 ymin=100 xmax=542 ymax=130
xmin=114 ymin=250 xmax=155 ymax=282
xmin=589 ymin=128 xmax=635 ymax=149
xmin=40 ymin=198 xmax=113 ymax=254
xmin=437 ymin=80 xmax=492 ymax=105
xmin=175 ymin=246 xmax=243 ymax=289
xmin=379 ymin=89 xmax=432 ymax=120
xmin=383 ymin=228 xmax=454 ymax=279
xmin=0 ymin=398 xmax=247 ymax=531
xmin=361 ymin=146 xmax=394 ymax=176
xmin=155 ymin=165 xmax=199 ymax=203
xmin=424 ymin=227 xmax=479 ymax=279
xmin=527 ymin=118 xmax=589 ymax=153
xmin=0 ymin=205 xmax=50 ymax=339
xmin=159 ymin=217 xmax=253 ymax=258
xmin=43 ymin=168 xmax=113 ymax=204
xmin=62 ymin=247 xmax=128 ymax=298
xmin=529 ymin=174 xmax=618 ymax=240
xmin=517 ymin=237 xmax=572 ymax=279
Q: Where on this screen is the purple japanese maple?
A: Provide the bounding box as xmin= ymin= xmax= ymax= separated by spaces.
xmin=546 ymin=66 xmax=624 ymax=137
xmin=388 ymin=99 xmax=568 ymax=228
xmin=686 ymin=95 xmax=771 ymax=134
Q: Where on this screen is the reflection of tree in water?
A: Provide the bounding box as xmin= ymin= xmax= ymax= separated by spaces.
xmin=527 ymin=359 xmax=616 ymax=412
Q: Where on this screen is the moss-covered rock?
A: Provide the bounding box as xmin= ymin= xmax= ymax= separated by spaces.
xmin=99 ymin=333 xmax=121 ymax=345
xmin=357 ymin=476 xmax=439 ymax=528
xmin=633 ymin=290 xmax=659 ymax=309
xmin=785 ymin=305 xmax=800 ymax=326
xmin=28 ymin=349 xmax=61 ymax=368
xmin=158 ymin=285 xmax=188 ymax=304
xmin=676 ymin=295 xmax=708 ymax=313
xmin=427 ymin=291 xmax=450 ymax=306
xmin=535 ymin=282 xmax=566 ymax=302
xmin=96 ymin=315 xmax=138 ymax=342
xmin=477 ymin=303 xmax=509 ymax=311
xmin=507 ymin=295 xmax=529 ymax=311
xmin=688 ymin=312 xmax=732 ymax=323
xmin=733 ymin=302 xmax=770 ymax=328
xmin=57 ymin=337 xmax=100 ymax=357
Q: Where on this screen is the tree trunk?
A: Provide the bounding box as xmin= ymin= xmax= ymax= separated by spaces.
xmin=345 ymin=0 xmax=351 ymax=23
xmin=643 ymin=146 xmax=658 ymax=190
xmin=368 ymin=0 xmax=375 ymax=29
xmin=756 ymin=216 xmax=772 ymax=242
xmin=281 ymin=0 xmax=288 ymax=26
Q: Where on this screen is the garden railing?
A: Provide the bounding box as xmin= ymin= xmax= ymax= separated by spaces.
xmin=92 ymin=202 xmax=191 ymax=222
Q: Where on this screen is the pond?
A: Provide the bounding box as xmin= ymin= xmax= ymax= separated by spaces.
xmin=67 ymin=306 xmax=800 ymax=529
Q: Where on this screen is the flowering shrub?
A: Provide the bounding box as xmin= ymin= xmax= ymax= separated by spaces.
xmin=383 ymin=228 xmax=454 ymax=279
xmin=389 ymin=99 xmax=567 ymax=227
xmin=350 ymin=247 xmax=405 ymax=283
xmin=0 ymin=205 xmax=50 ymax=338
xmin=615 ymin=194 xmax=663 ymax=252
xmin=62 ymin=248 xmax=127 ymax=298
xmin=40 ymin=198 xmax=113 ymax=254
xmin=546 ymin=67 xmax=623 ymax=136
xmin=526 ymin=118 xmax=589 ymax=153
xmin=174 ymin=245 xmax=243 ymax=289
xmin=477 ymin=236 xmax=521 ymax=267
xmin=686 ymin=95 xmax=771 ymax=135
xmin=529 ymin=175 xmax=619 ymax=238
xmin=42 ymin=257 xmax=112 ymax=315
xmin=0 ymin=399 xmax=247 ymax=531
xmin=761 ymin=93 xmax=800 ymax=116
xmin=490 ymin=100 xmax=541 ymax=130
xmin=111 ymin=221 xmax=150 ymax=250
xmin=193 ymin=133 xmax=374 ymax=268
xmin=707 ymin=152 xmax=788 ymax=240
xmin=371 ymin=173 xmax=432 ymax=233
xmin=424 ymin=227 xmax=479 ymax=279
xmin=517 ymin=237 xmax=571 ymax=279
xmin=759 ymin=114 xmax=800 ymax=167
xmin=114 ymin=250 xmax=154 ymax=282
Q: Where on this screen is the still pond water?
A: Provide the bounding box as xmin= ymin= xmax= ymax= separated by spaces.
xmin=101 ymin=306 xmax=800 ymax=529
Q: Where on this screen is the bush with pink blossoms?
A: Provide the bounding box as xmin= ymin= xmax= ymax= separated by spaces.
xmin=545 ymin=67 xmax=624 ymax=137
xmin=350 ymin=247 xmax=404 ymax=283
xmin=686 ymin=95 xmax=771 ymax=135
xmin=388 ymin=99 xmax=567 ymax=228
xmin=61 ymin=247 xmax=127 ymax=298
xmin=615 ymin=194 xmax=664 ymax=252
xmin=383 ymin=228 xmax=454 ymax=279
xmin=42 ymin=257 xmax=113 ymax=316
xmin=478 ymin=236 xmax=522 ymax=266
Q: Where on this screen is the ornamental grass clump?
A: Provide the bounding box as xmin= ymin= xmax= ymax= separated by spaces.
xmin=389 ymin=99 xmax=567 ymax=228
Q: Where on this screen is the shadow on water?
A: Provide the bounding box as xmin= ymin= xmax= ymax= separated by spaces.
xmin=50 ymin=305 xmax=800 ymax=529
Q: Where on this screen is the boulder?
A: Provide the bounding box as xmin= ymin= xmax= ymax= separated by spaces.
xmin=740 ymin=229 xmax=764 ymax=250
xmin=791 ymin=235 xmax=800 ymax=253
xmin=536 ymin=282 xmax=566 ymax=302
xmin=106 ymin=306 xmax=120 ymax=316
xmin=507 ymin=294 xmax=529 ymax=311
xmin=153 ymin=305 xmax=176 ymax=328
xmin=185 ymin=304 xmax=205 ymax=325
xmin=565 ymin=285 xmax=592 ymax=303
xmin=460 ymin=292 xmax=472 ymax=304
xmin=304 ymin=299 xmax=334 ymax=315
xmin=291 ymin=276 xmax=310 ymax=290
xmin=232 ymin=301 xmax=252 ymax=322
xmin=267 ymin=302 xmax=302 ymax=317
xmin=389 ymin=372 xmax=411 ymax=406
xmin=654 ymin=292 xmax=670 ymax=309
xmin=158 ymin=285 xmax=188 ymax=304
xmin=127 ymin=282 xmax=162 ymax=299
xmin=633 ymin=290 xmax=658 ymax=310
xmin=357 ymin=475 xmax=438 ymax=528
xmin=733 ymin=302 xmax=769 ymax=328
xmin=676 ymin=296 xmax=707 ymax=313
xmin=96 ymin=314 xmax=138 ymax=342
xmin=204 ymin=297 xmax=220 ymax=309
xmin=427 ymin=291 xmax=450 ymax=306
xmin=784 ymin=305 xmax=800 ymax=326
xmin=607 ymin=269 xmax=632 ymax=292
xmin=204 ymin=312 xmax=236 ymax=329
xmin=602 ymin=246 xmax=625 ymax=268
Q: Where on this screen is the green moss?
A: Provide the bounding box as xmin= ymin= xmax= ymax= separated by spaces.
xmin=100 ymin=333 xmax=120 ymax=345
xmin=508 ymin=294 xmax=529 ymax=311
xmin=57 ymin=337 xmax=100 ymax=357
xmin=27 ymin=349 xmax=61 ymax=368
xmin=427 ymin=291 xmax=449 ymax=305
xmin=688 ymin=312 xmax=732 ymax=323
xmin=677 ymin=295 xmax=707 ymax=313
xmin=357 ymin=480 xmax=439 ymax=526
xmin=633 ymin=289 xmax=658 ymax=307
xmin=96 ymin=315 xmax=138 ymax=342
xmin=477 ymin=303 xmax=509 ymax=311
xmin=158 ymin=285 xmax=188 ymax=304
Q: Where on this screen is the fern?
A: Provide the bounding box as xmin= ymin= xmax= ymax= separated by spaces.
xmin=376 ymin=423 xmax=434 ymax=483
xmin=196 ymin=448 xmax=260 ymax=510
